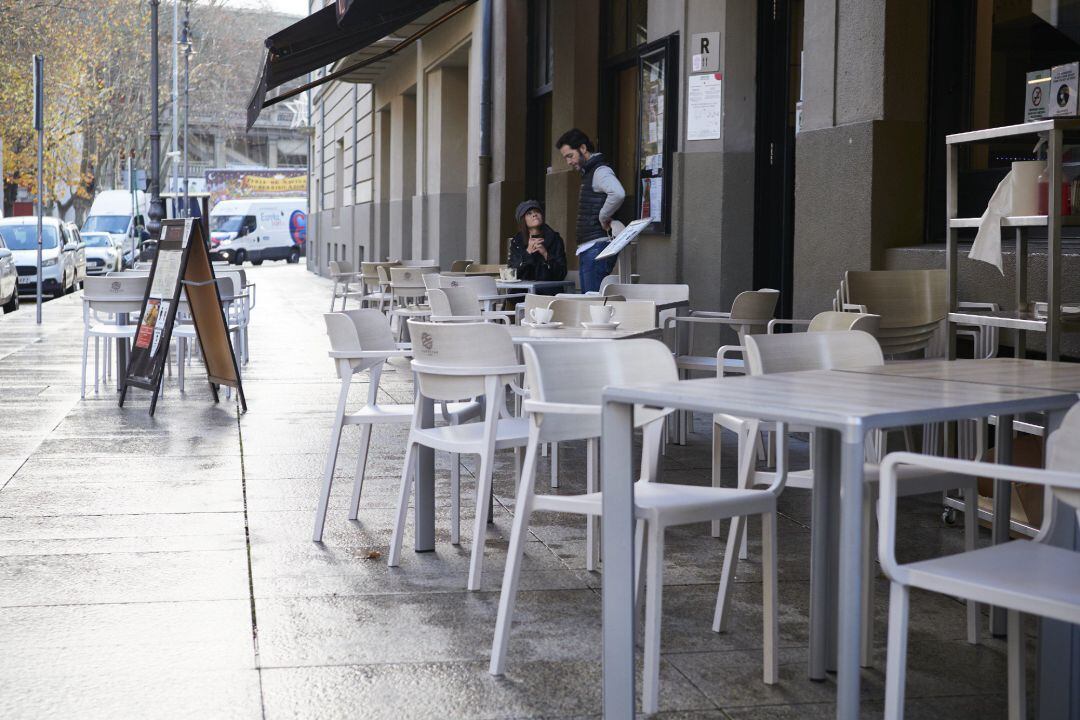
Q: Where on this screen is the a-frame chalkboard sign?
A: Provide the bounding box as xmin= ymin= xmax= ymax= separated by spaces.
xmin=120 ymin=218 xmax=247 ymax=416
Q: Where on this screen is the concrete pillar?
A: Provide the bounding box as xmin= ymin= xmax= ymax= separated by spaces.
xmin=372 ymin=108 xmax=392 ymax=262
xmin=793 ymin=0 xmax=930 ymax=315
xmin=213 ymin=134 xmax=225 ymax=167
xmin=268 ymin=139 xmax=278 ymax=168
xmin=423 ymin=65 xmax=469 ymax=267
xmin=390 ymin=94 xmax=417 ymax=261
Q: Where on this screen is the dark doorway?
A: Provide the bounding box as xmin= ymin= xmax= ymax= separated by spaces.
xmin=753 ymin=0 xmax=803 ymax=320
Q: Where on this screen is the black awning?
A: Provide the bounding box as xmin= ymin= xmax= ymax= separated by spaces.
xmin=247 ymin=0 xmax=448 ymax=129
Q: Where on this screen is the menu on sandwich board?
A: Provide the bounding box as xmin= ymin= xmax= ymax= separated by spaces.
xmin=120 ymin=218 xmax=247 ymax=416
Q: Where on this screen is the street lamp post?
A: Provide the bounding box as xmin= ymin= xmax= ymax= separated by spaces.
xmin=179 ymin=2 xmax=193 ymax=218
xmin=147 ymin=0 xmax=163 ymax=237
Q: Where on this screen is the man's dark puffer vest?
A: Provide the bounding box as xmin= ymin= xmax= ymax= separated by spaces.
xmin=576 ymin=153 xmax=610 ymax=246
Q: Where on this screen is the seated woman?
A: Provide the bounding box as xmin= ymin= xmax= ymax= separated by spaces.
xmin=508 ymin=200 xmax=567 ymax=285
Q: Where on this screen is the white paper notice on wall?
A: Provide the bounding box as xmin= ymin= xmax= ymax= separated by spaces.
xmin=687 ymin=73 xmax=722 ymax=141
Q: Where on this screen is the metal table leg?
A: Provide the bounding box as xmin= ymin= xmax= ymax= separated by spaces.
xmin=835 ymin=434 xmax=867 ymax=719
xmin=414 ymin=395 xmax=435 ymax=552
xmin=809 ymin=428 xmax=841 ymax=679
xmin=601 ymin=397 xmax=636 ymax=719
xmin=990 ymin=414 xmax=1014 ymax=636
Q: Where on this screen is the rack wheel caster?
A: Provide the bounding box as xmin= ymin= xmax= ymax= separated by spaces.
xmin=941 ymin=507 xmax=958 ymax=526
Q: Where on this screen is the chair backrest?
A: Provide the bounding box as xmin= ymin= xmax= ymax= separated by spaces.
xmin=608 ymin=300 xmax=657 ymax=331
xmin=218 ymin=271 xmax=243 ymax=299
xmin=105 ymin=270 xmax=150 ymax=278
xmin=843 ymin=269 xmax=947 ymax=329
xmin=464 ymin=263 xmax=505 ymax=275
xmin=233 ymin=268 xmax=248 ymax=288
xmin=390 ymin=266 xmax=437 ymax=290
xmin=362 ymin=261 xmax=399 ymax=282
xmin=523 ymin=339 xmax=676 ymax=437
xmin=333 ymin=260 xmax=355 ymax=275
xmin=598 ymin=275 xmax=619 ymax=295
xmin=521 ymin=294 xmax=554 ymax=320
xmin=450 ymin=260 xmax=474 ymax=272
xmin=401 ymin=258 xmax=438 ymax=267
xmin=422 ymin=273 xmax=442 ymax=290
xmin=428 ymin=287 xmax=482 ymax=318
xmin=548 ymin=297 xmax=608 ymax=325
xmin=83 ymin=275 xmax=147 ymax=314
xmin=377 ymin=265 xmax=392 ymax=285
xmin=323 ymin=309 xmax=397 ymax=377
xmin=728 ymin=289 xmax=780 ymax=338
xmin=807 ymin=311 xmax=880 ymax=334
xmin=1047 ymin=403 xmax=1080 ymax=512
xmin=408 ymin=320 xmax=519 ymax=401
xmin=440 ymin=274 xmax=498 ymax=295
xmin=744 ymin=330 xmax=883 ymax=376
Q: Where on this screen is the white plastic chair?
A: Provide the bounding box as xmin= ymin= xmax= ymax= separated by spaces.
xmin=711 ymin=331 xmax=981 ymax=668
xmin=328 ymin=260 xmax=365 ymax=311
xmin=387 ymin=321 xmax=529 ymax=591
xmin=427 ymin=287 xmax=513 ymax=324
xmin=313 ymin=310 xmax=414 ymax=541
xmin=488 ymin=339 xmax=785 ymax=714
xmin=879 ymin=403 xmax=1080 ymax=720
xmin=80 ymin=276 xmax=145 ymax=398
xmin=173 ymin=278 xmax=245 ymax=393
xmin=389 ymin=266 xmax=437 ymax=339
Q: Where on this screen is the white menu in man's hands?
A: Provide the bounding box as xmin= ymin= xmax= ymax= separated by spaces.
xmin=597 ymin=218 xmax=653 ymax=259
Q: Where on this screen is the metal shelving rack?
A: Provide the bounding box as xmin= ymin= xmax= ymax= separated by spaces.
xmin=945 ymin=118 xmax=1080 ymax=361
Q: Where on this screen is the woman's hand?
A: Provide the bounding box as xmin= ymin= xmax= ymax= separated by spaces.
xmin=527 ymin=237 xmax=548 ymax=260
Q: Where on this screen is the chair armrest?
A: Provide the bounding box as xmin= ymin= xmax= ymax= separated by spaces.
xmin=410 ymin=361 xmax=526 ymax=376
xmin=877 ymin=452 xmax=1080 ymax=579
xmin=690 ymin=310 xmax=731 ymax=318
xmin=428 ymin=314 xmax=487 ymax=323
xmin=665 ymin=316 xmax=767 ymax=330
xmin=841 ymin=303 xmax=867 ymax=313
xmin=767 ymin=318 xmax=811 ymax=333
xmin=328 ymin=349 xmax=412 ymax=359
xmin=716 ymin=345 xmax=745 ymax=378
xmin=522 ymin=400 xmax=602 ymax=416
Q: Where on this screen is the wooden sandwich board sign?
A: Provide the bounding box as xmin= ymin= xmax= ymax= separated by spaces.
xmin=120 ymin=218 xmax=247 ymax=416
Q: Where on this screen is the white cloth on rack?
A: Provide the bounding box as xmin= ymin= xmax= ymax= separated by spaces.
xmin=968 ymin=171 xmax=1012 ymax=275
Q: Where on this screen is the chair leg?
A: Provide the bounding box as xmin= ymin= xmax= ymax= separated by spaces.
xmin=634 ymin=518 xmax=646 ymax=611
xmin=468 ymin=391 xmax=501 ymax=591
xmin=964 ymin=485 xmax=980 ymax=645
xmin=762 ymin=509 xmax=779 ymax=684
xmin=94 ymin=337 xmax=101 ymax=395
xmin=348 ymin=424 xmax=373 ymax=521
xmin=387 ymin=440 xmax=418 ymax=567
xmin=312 ymin=379 xmax=350 ymax=542
xmin=1008 ymin=610 xmax=1026 ymax=720
xmin=549 ymin=441 xmax=559 ymax=489
xmin=883 ymin=582 xmax=910 ymax=720
xmin=178 ymin=337 xmax=186 ymax=393
xmin=642 ymin=521 xmax=665 ymax=715
xmin=713 ymin=514 xmax=745 ymax=632
xmin=81 ymin=332 xmax=90 ymax=399
xmin=585 ymin=439 xmax=599 ymax=572
xmin=489 ymin=435 xmax=540 ymax=676
xmin=450 ymin=452 xmax=462 ymax=545
xmin=711 ymin=422 xmax=723 ymax=537
xmin=861 ymin=494 xmax=876 ymax=667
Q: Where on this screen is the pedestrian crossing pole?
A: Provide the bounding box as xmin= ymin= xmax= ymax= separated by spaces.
xmin=32 ymin=54 xmax=44 ymax=324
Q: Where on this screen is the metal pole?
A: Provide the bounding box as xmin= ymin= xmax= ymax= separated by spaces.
xmin=147 ymin=0 xmax=163 ymax=237
xmin=171 ymin=0 xmax=179 ymax=209
xmin=182 ymin=2 xmax=190 ymax=218
xmin=33 ymin=54 xmax=44 ymax=325
xmin=129 ymin=152 xmax=137 ymax=266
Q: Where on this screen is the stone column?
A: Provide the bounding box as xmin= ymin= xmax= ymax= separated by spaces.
xmin=793 ymin=0 xmax=930 ymax=315
xmin=390 ymin=94 xmax=416 ymax=261
xmin=423 ymin=66 xmax=470 ymax=267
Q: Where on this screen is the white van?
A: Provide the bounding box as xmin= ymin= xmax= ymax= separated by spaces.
xmin=82 ymin=190 xmax=149 ymax=256
xmin=209 ymin=197 xmax=306 ymax=265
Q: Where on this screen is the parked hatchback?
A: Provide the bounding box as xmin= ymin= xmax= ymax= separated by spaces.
xmin=0 ymin=217 xmax=79 ymax=298
xmin=81 ymin=232 xmax=122 ymax=275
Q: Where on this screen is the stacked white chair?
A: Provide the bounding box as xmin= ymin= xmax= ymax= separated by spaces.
xmin=489 ymin=338 xmax=786 ymax=714
xmin=80 ymin=276 xmax=146 ymax=398
xmin=387 ymin=321 xmax=529 ymax=591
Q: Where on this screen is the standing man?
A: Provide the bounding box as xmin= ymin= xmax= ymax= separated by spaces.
xmin=556 ymin=129 xmax=625 ymax=292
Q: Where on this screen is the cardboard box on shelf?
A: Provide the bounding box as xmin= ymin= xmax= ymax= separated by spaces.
xmin=977 ymin=434 xmax=1044 ymax=535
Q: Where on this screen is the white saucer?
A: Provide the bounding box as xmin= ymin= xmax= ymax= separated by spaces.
xmin=581 ymin=321 xmax=620 ymax=331
xmin=523 ymin=321 xmax=564 ymax=329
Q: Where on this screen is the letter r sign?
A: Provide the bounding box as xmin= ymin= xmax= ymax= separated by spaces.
xmin=691 ymin=32 xmax=721 ymax=74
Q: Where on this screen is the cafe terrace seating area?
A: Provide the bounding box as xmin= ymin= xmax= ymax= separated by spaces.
xmin=308 ymin=258 xmax=1080 ymax=719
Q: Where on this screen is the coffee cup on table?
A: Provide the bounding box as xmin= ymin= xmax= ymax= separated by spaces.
xmin=500 ymin=267 xmax=517 ymax=281
xmin=589 ymin=304 xmax=615 ymax=324
xmin=530 ymin=307 xmax=554 ymax=325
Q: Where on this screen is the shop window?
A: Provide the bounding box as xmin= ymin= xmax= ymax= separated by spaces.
xmin=600 ymin=33 xmax=678 ymax=233
xmin=604 ymin=0 xmax=648 ymax=60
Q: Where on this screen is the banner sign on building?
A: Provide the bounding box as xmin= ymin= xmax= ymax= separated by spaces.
xmin=204 ymin=169 xmax=307 ymax=209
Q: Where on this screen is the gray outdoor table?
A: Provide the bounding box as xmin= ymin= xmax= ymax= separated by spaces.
xmin=600 ymin=369 xmax=1079 ymax=720
xmin=496 ymin=279 xmax=576 ymax=294
xmin=837 ymin=357 xmax=1080 ymax=717
xmin=508 ymin=324 xmax=661 ymax=344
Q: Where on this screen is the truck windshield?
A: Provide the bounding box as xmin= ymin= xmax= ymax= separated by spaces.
xmin=82 ymin=215 xmax=130 ymax=234
xmin=0 ymin=225 xmax=59 ymax=250
xmin=211 ymin=215 xmax=255 ymax=233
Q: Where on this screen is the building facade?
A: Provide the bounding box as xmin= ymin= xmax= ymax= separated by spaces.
xmin=306 ymin=0 xmax=1080 ymax=355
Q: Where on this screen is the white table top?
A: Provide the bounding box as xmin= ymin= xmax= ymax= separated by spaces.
xmin=508 ymin=325 xmax=660 ymax=344
xmin=838 ymin=357 xmax=1080 ymax=392
xmin=604 ymin=370 xmax=1078 ymax=440
xmin=496 ymin=279 xmax=576 ymax=291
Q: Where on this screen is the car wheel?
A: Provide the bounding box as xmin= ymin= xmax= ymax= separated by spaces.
xmin=287 ymin=247 xmax=300 ymax=264
xmin=2 ymin=290 xmax=17 ymax=313
xmin=233 ymin=250 xmax=247 ymax=265
xmin=251 ymin=259 xmax=264 ymax=266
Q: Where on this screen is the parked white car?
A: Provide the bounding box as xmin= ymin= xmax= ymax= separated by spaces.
xmin=82 ymin=189 xmax=149 ymax=264
xmin=0 ymin=232 xmax=18 ymax=313
xmin=209 ymin=197 xmax=306 ymax=265
xmin=82 ymin=232 xmax=123 ymax=275
xmin=0 ymin=217 xmax=80 ymax=298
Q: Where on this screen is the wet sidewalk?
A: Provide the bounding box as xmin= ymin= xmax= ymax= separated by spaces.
xmin=1 ymin=264 xmax=1018 ymax=718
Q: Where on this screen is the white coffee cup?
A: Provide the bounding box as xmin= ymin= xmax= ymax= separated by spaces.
xmin=530 ymin=307 xmax=554 ymax=324
xmin=589 ymin=304 xmax=615 ymax=324
xmin=500 ymin=267 xmax=517 ymax=281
